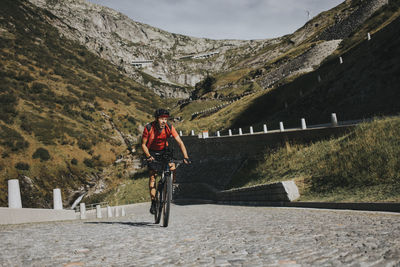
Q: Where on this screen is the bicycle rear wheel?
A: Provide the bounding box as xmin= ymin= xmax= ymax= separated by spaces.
xmin=162 ymin=173 xmax=172 ymax=227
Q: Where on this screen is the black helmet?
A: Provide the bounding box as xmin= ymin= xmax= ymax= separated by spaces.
xmin=154 ymin=108 xmax=170 ymax=118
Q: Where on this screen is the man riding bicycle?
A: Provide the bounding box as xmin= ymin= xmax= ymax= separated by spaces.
xmin=141 ymin=108 xmax=190 ymax=215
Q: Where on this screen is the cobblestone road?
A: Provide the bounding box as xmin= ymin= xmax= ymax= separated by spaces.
xmin=1 ymin=203 xmax=400 ymax=266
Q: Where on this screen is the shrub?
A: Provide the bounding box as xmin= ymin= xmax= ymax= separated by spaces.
xmin=71 ymin=158 xmax=78 ymax=165
xmin=127 ymin=116 xmax=136 ymax=124
xmin=0 ymin=92 xmax=18 ymax=123
xmin=192 ymin=76 xmax=216 ymax=99
xmin=17 ymin=71 xmax=34 ymax=82
xmin=31 ymin=82 xmax=48 ymax=94
xmin=32 ymin=147 xmax=51 ymax=161
xmin=78 ymin=139 xmax=92 ymax=150
xmin=15 ymin=162 xmax=30 ymax=171
xmin=83 ymin=158 xmax=94 ymax=168
xmin=0 ymin=125 xmax=29 ymax=152
xmin=80 ymin=112 xmax=94 ymax=121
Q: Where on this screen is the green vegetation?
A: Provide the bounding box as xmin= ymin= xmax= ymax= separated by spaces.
xmin=0 ymin=125 xmax=29 ymax=152
xmin=228 ymin=117 xmax=400 ymax=202
xmin=83 ymin=169 xmax=150 ymax=205
xmin=15 ymin=162 xmax=30 ymax=171
xmin=32 ymin=147 xmax=51 ymax=161
xmin=191 ymin=76 xmax=216 ymax=99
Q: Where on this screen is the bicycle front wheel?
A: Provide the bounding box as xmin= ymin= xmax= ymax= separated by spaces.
xmin=154 ymin=182 xmax=162 ymax=224
xmin=162 ymin=173 xmax=172 ymax=227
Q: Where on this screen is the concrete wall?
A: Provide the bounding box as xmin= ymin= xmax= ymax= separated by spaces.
xmin=171 ymin=125 xmax=355 ymax=201
xmin=0 ymin=208 xmax=76 ymax=225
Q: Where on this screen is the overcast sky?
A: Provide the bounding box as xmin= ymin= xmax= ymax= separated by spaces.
xmin=88 ymin=0 xmax=344 ymax=40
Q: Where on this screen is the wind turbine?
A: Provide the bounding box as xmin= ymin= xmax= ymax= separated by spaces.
xmin=306 ymin=10 xmax=311 ymax=21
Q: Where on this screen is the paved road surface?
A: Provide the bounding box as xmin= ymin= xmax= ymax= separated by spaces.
xmin=1 ymin=203 xmax=400 ymax=266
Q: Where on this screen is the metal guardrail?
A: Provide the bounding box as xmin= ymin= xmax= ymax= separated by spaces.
xmin=74 ymin=202 xmax=108 ymax=212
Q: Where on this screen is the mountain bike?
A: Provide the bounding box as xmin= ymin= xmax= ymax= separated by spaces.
xmin=152 ymin=155 xmax=184 ymax=227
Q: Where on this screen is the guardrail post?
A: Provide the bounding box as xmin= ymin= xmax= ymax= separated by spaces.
xmin=279 ymin=122 xmax=284 ymax=132
xmin=339 ymin=56 xmax=343 ymax=64
xmin=8 ymin=179 xmax=22 ymax=208
xmin=367 ymin=32 xmax=371 ymax=41
xmin=250 ymin=126 xmax=254 ymax=134
xmin=217 ymin=131 xmax=220 ymax=137
xmin=179 ymin=130 xmax=183 ymax=136
xmin=263 ymin=124 xmax=268 ymax=133
xmin=53 ymin=188 xmax=63 ymax=210
xmin=107 ymin=206 xmax=112 ymax=218
xmin=331 ymin=113 xmax=338 ymax=126
xmin=115 ymin=207 xmax=120 ymax=217
xmin=122 ymin=207 xmax=126 ymax=216
xmin=301 ymin=118 xmax=307 ymax=130
xmin=96 ymin=205 xmax=102 ymax=218
xmin=191 ymin=130 xmax=195 ymax=136
xmin=80 ymin=203 xmax=86 ymax=219
xmin=239 ymin=128 xmax=243 ymax=135
xmin=228 ymin=129 xmax=232 ymax=136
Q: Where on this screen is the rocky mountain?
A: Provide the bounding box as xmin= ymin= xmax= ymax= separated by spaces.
xmin=27 ymin=0 xmax=264 ymax=98
xmin=28 ymin=0 xmax=389 ymax=100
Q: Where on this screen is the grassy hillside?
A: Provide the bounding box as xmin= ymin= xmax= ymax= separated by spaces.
xmin=229 ymin=10 xmax=400 ymax=130
xmin=175 ymin=1 xmax=400 ymax=134
xmin=227 ymin=116 xmax=400 ymax=202
xmin=0 ymin=0 xmax=166 ymax=207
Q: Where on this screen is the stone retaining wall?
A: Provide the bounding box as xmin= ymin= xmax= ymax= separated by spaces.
xmin=171 ymin=125 xmax=355 ymax=202
xmin=217 ymin=181 xmax=300 ymax=203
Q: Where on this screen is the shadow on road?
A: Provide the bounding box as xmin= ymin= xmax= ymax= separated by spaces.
xmin=85 ymin=221 xmax=157 ymax=227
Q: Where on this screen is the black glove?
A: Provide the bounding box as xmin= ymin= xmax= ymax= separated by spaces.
xmin=184 ymin=158 xmax=191 ymax=164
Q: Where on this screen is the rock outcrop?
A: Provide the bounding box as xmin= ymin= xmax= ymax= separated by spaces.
xmin=28 ymin=0 xmax=259 ymax=97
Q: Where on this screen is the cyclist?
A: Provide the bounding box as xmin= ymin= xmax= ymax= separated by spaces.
xmin=141 ymin=108 xmax=190 ymax=215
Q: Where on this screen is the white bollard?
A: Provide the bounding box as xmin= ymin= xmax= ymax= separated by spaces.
xmin=53 ymin=188 xmax=63 ymax=210
xmin=331 ymin=113 xmax=338 ymax=126
xmin=301 ymin=118 xmax=307 ymax=130
xmin=263 ymin=124 xmax=268 ymax=133
xmin=250 ymin=126 xmax=254 ymax=134
xmin=107 ymin=206 xmax=113 ymax=218
xmin=121 ymin=207 xmax=126 ymax=217
xmin=339 ymin=56 xmax=343 ymax=64
xmin=191 ymin=130 xmax=195 ymax=136
xmin=8 ymin=179 xmax=22 ymax=208
xmin=179 ymin=130 xmax=183 ymax=136
xmin=228 ymin=129 xmax=232 ymax=136
xmin=217 ymin=131 xmax=220 ymax=137
xmin=279 ymin=122 xmax=285 ymax=132
xmin=80 ymin=203 xmax=86 ymax=219
xmin=239 ymin=128 xmax=243 ymax=135
xmin=115 ymin=207 xmax=120 ymax=217
xmin=367 ymin=32 xmax=371 ymax=41
xmin=96 ymin=205 xmax=102 ymax=219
